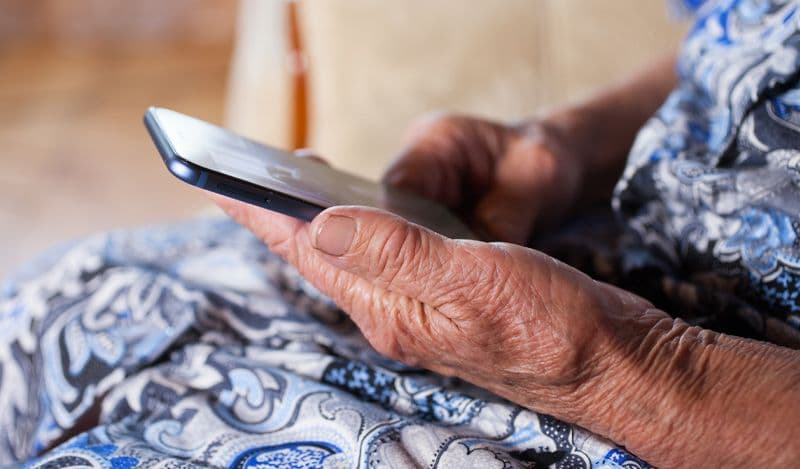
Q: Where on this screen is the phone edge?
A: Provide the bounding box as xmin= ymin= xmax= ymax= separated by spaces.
xmin=143 ymin=107 xmax=325 ymax=222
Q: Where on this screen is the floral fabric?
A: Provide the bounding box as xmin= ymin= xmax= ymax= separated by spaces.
xmin=615 ymin=0 xmax=800 ymax=345
xmin=0 ymin=219 xmax=646 ymax=468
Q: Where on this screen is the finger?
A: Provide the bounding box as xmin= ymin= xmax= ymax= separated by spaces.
xmin=382 ymin=114 xmax=505 ymax=208
xmin=208 ymin=148 xmax=331 ymax=257
xmin=383 ymin=115 xmax=471 ymax=203
xmin=294 ymin=148 xmax=329 ymax=166
xmin=208 ymin=193 xmax=307 ymax=262
xmin=474 ymin=136 xmax=576 ymax=244
xmin=472 ymin=138 xmax=551 ymax=243
xmin=308 ymin=205 xmax=487 ymax=309
xmin=382 ymin=149 xmax=453 ymax=204
xmin=214 ymin=193 xmax=455 ymax=365
xmin=210 ymin=192 xmax=380 ymax=324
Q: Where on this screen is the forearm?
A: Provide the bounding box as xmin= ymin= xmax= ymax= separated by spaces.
xmin=581 ymin=314 xmax=800 ymax=467
xmin=544 ymin=54 xmax=678 ymax=205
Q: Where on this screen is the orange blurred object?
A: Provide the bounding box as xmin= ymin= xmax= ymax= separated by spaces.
xmin=287 ymin=0 xmax=309 ymax=150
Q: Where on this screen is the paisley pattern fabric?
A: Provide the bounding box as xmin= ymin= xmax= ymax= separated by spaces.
xmin=3 ymin=0 xmax=800 ymax=467
xmin=0 ymin=219 xmax=646 ymax=468
xmin=615 ymin=0 xmax=800 ymax=346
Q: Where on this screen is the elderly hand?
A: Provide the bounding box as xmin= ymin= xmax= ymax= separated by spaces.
xmin=383 ymin=56 xmax=689 ymax=246
xmin=214 ymin=190 xmax=800 ymax=467
xmin=382 ymin=113 xmax=584 ymax=244
xmin=215 ymin=189 xmax=667 ymax=455
xmin=213 ymin=191 xmax=653 ymax=407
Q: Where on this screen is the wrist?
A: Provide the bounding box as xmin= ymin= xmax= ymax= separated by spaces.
xmin=580 ymin=316 xmax=712 ymax=466
xmin=578 ymin=314 xmax=800 ymax=467
xmin=532 ymin=55 xmax=678 ymax=207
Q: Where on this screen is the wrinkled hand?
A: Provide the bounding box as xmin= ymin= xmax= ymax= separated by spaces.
xmin=212 ymin=158 xmax=800 ymax=468
xmin=213 ymin=192 xmax=664 ymax=422
xmin=383 ymin=113 xmax=585 ymax=244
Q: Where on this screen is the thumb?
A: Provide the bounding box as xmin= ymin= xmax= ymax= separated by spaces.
xmin=474 ymin=137 xmax=572 ymax=244
xmin=309 ymin=206 xmax=473 ymax=307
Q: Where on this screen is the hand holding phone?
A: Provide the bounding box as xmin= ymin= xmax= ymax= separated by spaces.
xmin=144 ymin=107 xmax=475 ymax=239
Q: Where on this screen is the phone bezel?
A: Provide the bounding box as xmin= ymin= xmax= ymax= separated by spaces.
xmin=144 ymin=108 xmax=324 ymax=221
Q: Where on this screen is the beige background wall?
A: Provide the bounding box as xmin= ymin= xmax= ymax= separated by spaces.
xmin=229 ymin=0 xmax=687 ymax=180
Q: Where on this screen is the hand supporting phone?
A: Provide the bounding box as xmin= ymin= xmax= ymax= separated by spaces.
xmin=144 ymin=107 xmax=475 ymax=239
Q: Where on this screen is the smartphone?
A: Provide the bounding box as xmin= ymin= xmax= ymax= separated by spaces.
xmin=144 ymin=107 xmax=475 ymax=239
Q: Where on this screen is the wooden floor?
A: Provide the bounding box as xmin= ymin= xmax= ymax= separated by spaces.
xmin=0 ymin=42 xmax=231 ymax=277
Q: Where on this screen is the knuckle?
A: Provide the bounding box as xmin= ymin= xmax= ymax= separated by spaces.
xmin=528 ymin=139 xmax=552 ymax=155
xmin=514 ymin=138 xmax=562 ymax=181
xmin=517 ymin=135 xmax=554 ymax=159
xmin=413 ymin=111 xmax=457 ymax=132
xmin=371 ymin=221 xmax=426 ymax=286
xmin=406 ymin=112 xmax=465 ymax=147
xmin=435 ymin=242 xmax=514 ymax=313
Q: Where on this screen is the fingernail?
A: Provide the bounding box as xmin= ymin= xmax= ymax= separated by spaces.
xmin=314 ymin=215 xmax=356 ymax=256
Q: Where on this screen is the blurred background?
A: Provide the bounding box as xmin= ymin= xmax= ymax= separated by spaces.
xmin=0 ymin=0 xmax=686 ymax=277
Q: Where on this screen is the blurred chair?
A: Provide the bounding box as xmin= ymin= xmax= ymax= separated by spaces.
xmin=226 ymin=0 xmax=686 ymax=180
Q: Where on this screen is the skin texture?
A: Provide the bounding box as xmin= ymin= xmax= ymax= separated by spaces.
xmin=382 ymin=113 xmax=582 ymax=244
xmin=212 ymin=56 xmax=800 ymax=466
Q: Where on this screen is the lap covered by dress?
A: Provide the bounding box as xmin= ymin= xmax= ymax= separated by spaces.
xmin=0 ymin=218 xmax=644 ymax=468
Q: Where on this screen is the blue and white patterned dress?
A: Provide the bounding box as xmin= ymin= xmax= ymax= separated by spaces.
xmin=2 ymin=0 xmax=799 ymax=467
xmin=616 ymin=0 xmax=800 ymax=345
